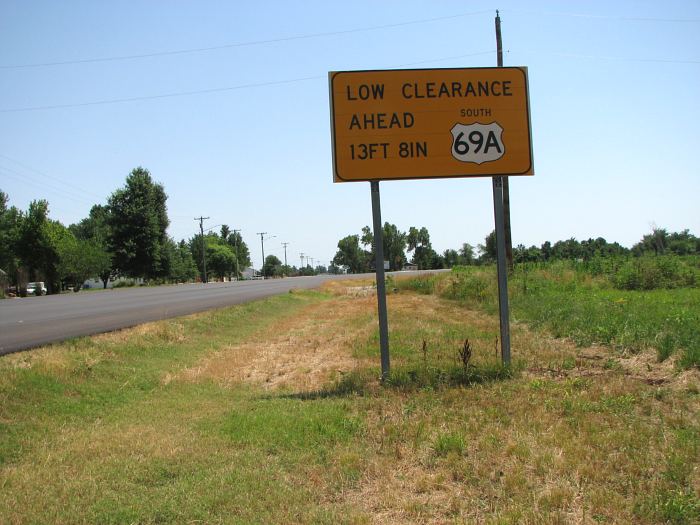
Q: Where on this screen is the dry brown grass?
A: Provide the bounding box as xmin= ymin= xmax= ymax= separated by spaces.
xmin=173 ymin=292 xmax=378 ymax=392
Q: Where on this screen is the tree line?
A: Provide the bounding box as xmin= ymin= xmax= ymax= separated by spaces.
xmin=0 ymin=167 xmax=254 ymax=295
xmin=332 ymin=224 xmax=700 ymax=273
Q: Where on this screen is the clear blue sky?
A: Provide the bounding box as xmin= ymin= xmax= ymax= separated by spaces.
xmin=1 ymin=1 xmax=698 ymax=269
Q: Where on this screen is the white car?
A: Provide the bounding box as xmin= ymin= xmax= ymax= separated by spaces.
xmin=26 ymin=282 xmax=47 ymax=296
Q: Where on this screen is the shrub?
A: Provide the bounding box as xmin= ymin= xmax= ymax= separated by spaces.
xmin=613 ymin=256 xmax=697 ymax=290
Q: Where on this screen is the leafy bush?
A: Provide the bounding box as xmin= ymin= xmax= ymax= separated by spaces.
xmin=612 ymin=256 xmax=697 ymax=290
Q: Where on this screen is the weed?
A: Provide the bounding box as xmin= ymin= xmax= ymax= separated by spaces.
xmin=433 ymin=432 xmax=466 ymax=457
xmin=457 ymin=338 xmax=472 ymax=371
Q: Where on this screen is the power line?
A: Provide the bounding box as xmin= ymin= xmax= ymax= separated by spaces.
xmin=511 ymin=49 xmax=700 ymax=65
xmin=501 ymin=8 xmax=700 ymax=23
xmin=0 ymin=10 xmax=492 ymax=70
xmin=0 ymin=75 xmax=324 ymax=113
xmin=0 ymin=153 xmax=105 ymax=201
xmin=0 ymin=50 xmax=498 ymax=113
xmin=0 ymin=164 xmax=95 ymax=206
xmin=3 ymin=44 xmax=697 ymax=115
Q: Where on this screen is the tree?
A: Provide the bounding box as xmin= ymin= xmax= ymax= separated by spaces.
xmin=207 ymin=242 xmax=236 ymax=280
xmin=107 ymin=167 xmax=170 ymax=280
xmin=632 ymin=228 xmax=697 ymax=256
xmin=226 ymin=230 xmax=251 ymax=278
xmin=407 ymin=226 xmax=434 ymax=269
xmin=190 ymin=233 xmax=220 ymax=281
xmin=166 ymin=239 xmax=197 ymax=283
xmin=540 ymin=241 xmax=552 ymax=261
xmin=514 ymin=244 xmax=542 ymax=263
xmin=262 ymin=254 xmax=283 ymax=278
xmin=459 ymin=243 xmax=475 ymax=265
xmin=382 ymin=223 xmax=407 ymax=271
xmin=220 ymin=224 xmax=231 ymax=243
xmin=478 ymin=230 xmax=497 ymax=263
xmin=70 ymin=204 xmax=113 ymax=288
xmin=15 ymin=200 xmax=60 ymax=293
xmin=0 ymin=191 xmax=22 ymax=286
xmin=56 ymin=233 xmax=111 ymax=291
xmin=333 ymin=235 xmax=367 ymax=274
xmin=551 ymin=238 xmax=583 ymax=260
xmin=443 ymin=249 xmax=460 ymax=268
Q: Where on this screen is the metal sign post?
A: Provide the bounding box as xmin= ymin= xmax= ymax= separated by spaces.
xmin=492 ymin=176 xmax=511 ymax=365
xmin=370 ymin=181 xmax=390 ymax=380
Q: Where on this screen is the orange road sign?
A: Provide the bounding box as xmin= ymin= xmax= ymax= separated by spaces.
xmin=329 ymin=67 xmax=533 ymax=182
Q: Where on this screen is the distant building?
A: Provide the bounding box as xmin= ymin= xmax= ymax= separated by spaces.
xmin=403 ymin=264 xmax=418 ymax=271
xmin=241 ymin=267 xmax=257 ymax=280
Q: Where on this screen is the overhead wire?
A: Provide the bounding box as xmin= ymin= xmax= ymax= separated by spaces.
xmin=0 ymin=164 xmax=95 ymax=206
xmin=511 ymin=50 xmax=700 ymax=65
xmin=0 ymin=153 xmax=105 ymax=201
xmin=0 ymin=10 xmax=492 ymax=70
xmin=3 ymin=44 xmax=698 ymax=114
xmin=500 ymin=8 xmax=700 ymax=23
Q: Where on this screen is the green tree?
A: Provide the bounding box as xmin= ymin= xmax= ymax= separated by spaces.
xmin=0 ymin=191 xmax=22 ymax=286
xmin=514 ymin=244 xmax=542 ymax=263
xmin=107 ymin=167 xmax=170 ymax=280
xmin=220 ymin=224 xmax=231 ymax=243
xmin=70 ymin=204 xmax=114 ymax=288
xmin=262 ymin=255 xmax=283 ymax=278
xmin=407 ymin=226 xmax=434 ymax=269
xmin=459 ymin=243 xmax=475 ymax=265
xmin=207 ymin=242 xmax=236 ymax=280
xmin=190 ymin=232 xmax=220 ymax=281
xmin=15 ymin=200 xmax=60 ymax=293
xmin=443 ymin=249 xmax=460 ymax=268
xmin=55 ymin=232 xmax=111 ymax=291
xmin=226 ymin=230 xmax=251 ymax=278
xmin=633 ymin=228 xmax=697 ymax=256
xmin=333 ymin=235 xmax=367 ymax=274
xmin=166 ymin=239 xmax=197 ymax=283
xmin=383 ymin=223 xmax=407 ymax=271
xmin=478 ymin=230 xmax=497 ymax=263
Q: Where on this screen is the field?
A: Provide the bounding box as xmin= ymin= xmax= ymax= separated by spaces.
xmin=1 ymin=276 xmax=699 ymax=524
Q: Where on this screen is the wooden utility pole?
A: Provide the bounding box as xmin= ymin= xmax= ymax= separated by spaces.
xmin=281 ymin=242 xmax=289 ymax=267
xmin=195 ymin=216 xmax=210 ymax=283
xmin=496 ymin=10 xmax=514 ymax=273
xmin=233 ymin=229 xmax=241 ymax=279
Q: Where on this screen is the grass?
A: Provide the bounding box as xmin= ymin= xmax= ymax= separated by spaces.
xmin=398 ymin=262 xmax=700 ymax=369
xmin=1 ymin=283 xmax=699 ymax=524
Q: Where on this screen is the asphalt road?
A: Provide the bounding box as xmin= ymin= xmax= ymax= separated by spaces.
xmin=0 ymin=272 xmax=439 ymax=355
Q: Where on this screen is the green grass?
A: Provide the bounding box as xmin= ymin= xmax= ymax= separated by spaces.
xmin=0 ymin=291 xmax=326 ymax=465
xmin=399 ymin=263 xmax=700 ymax=368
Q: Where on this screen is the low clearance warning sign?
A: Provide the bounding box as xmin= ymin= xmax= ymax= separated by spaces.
xmin=329 ymin=67 xmax=533 ymax=182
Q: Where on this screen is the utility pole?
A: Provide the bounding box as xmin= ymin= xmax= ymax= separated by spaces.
xmin=257 ymin=232 xmax=267 ymax=277
xmin=195 ymin=216 xmax=210 ymax=283
xmin=496 ymin=10 xmax=514 ymax=273
xmin=233 ymin=229 xmax=241 ymax=280
xmin=281 ymin=242 xmax=289 ymax=267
